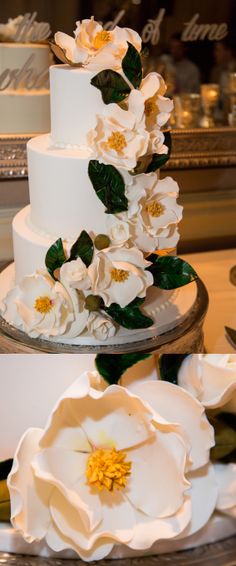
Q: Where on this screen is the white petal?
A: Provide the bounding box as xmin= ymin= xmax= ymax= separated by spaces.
xmin=129 ymin=381 xmax=214 ymax=470
xmin=126 ymin=432 xmax=188 ymax=518
xmin=177 ymin=463 xmax=218 ymax=539
xmin=128 ymin=496 xmax=191 ymax=549
xmin=7 ymin=428 xmax=51 ymax=542
xmin=214 ymin=463 xmax=236 ymax=517
xmin=141 ymin=73 xmax=162 ymax=100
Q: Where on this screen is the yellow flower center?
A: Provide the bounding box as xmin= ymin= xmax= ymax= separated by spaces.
xmin=86 ymin=448 xmax=131 ymax=492
xmin=110 ymin=268 xmax=129 ymax=283
xmin=145 ymin=96 xmax=158 ymax=117
xmin=146 ymin=201 xmax=164 ymax=217
xmin=106 ymin=131 xmax=127 ymax=153
xmin=93 ymin=30 xmax=112 ymax=50
xmin=34 ymin=296 xmax=53 ymax=314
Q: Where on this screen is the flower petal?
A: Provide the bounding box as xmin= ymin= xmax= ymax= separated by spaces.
xmin=129 ymin=380 xmax=214 ymax=470
xmin=214 ymin=463 xmax=236 ymax=517
xmin=7 ymin=428 xmax=51 ymax=542
xmin=126 ymin=432 xmax=188 ymax=518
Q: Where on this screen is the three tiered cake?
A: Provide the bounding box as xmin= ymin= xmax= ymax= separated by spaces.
xmin=0 ymin=17 xmax=199 ymax=347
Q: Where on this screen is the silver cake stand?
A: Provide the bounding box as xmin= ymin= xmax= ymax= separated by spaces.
xmin=0 ymin=536 xmax=235 ymax=565
xmin=0 ymin=279 xmax=208 ymax=354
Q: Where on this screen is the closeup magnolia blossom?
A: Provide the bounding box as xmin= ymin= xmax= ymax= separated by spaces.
xmin=117 ymin=173 xmax=182 ymax=252
xmin=88 ymin=245 xmax=153 ymax=308
xmin=54 ymin=17 xmax=141 ymax=70
xmin=178 ymin=354 xmax=236 ymax=413
xmin=87 ymin=90 xmax=149 ymax=170
xmin=8 ymin=371 xmax=217 ymax=562
xmin=139 ymin=72 xmax=174 ymax=130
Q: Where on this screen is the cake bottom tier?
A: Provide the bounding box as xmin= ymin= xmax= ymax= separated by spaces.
xmin=0 ymin=514 xmax=235 ymax=560
xmin=0 ymin=90 xmax=50 ymax=134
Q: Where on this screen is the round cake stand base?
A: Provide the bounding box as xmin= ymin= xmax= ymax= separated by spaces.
xmin=0 ymin=536 xmax=235 ymax=565
xmin=0 ymin=279 xmax=208 ymax=354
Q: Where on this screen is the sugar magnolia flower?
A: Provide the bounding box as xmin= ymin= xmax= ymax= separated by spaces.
xmin=88 ymin=246 xmax=153 ymax=308
xmin=0 ymin=15 xmax=23 ymax=41
xmin=1 ymin=271 xmax=76 ymax=338
xmin=60 ymin=258 xmax=90 ymax=291
xmin=178 ymin=354 xmax=236 ymax=413
xmin=8 ymin=372 xmax=215 ymax=561
xmin=118 ymin=173 xmax=182 ymax=252
xmin=87 ymin=90 xmax=149 ymax=170
xmin=140 ymin=72 xmax=174 ymax=130
xmin=106 ymin=216 xmax=130 ymax=245
xmin=87 ymin=312 xmax=116 ymax=341
xmin=55 ymin=17 xmax=141 ymax=71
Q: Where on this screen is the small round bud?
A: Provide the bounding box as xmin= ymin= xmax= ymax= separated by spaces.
xmin=85 ymin=294 xmax=103 ymax=312
xmin=94 ymin=234 xmax=110 ymax=250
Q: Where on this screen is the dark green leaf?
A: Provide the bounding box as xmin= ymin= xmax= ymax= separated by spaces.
xmin=209 ymin=413 xmax=236 ymax=461
xmin=122 ymin=42 xmax=142 ymax=89
xmin=0 ymin=460 xmax=13 ymax=481
xmin=68 ymin=230 xmax=93 ymax=267
xmin=91 ymin=69 xmax=130 ymax=104
xmin=146 ymin=131 xmax=172 ymax=173
xmin=159 ymin=355 xmax=189 ymax=385
xmin=105 ymin=297 xmax=153 ymax=330
xmin=88 ymin=160 xmax=128 ymax=214
xmin=45 ymin=238 xmax=66 ymax=280
xmin=95 ymin=353 xmax=151 ymax=385
xmin=147 ymin=255 xmax=197 ymax=290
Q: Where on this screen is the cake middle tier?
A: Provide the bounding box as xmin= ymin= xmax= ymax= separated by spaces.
xmin=27 ymin=134 xmax=108 ymax=239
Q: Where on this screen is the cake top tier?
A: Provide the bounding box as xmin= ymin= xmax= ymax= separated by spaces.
xmin=0 ymin=12 xmax=51 ymax=43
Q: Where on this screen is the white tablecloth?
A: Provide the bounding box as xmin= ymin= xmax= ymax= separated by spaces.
xmin=182 ymin=249 xmax=236 ymax=353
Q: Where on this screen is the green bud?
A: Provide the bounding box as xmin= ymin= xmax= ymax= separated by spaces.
xmin=94 ymin=234 xmax=110 ymax=250
xmin=85 ymin=294 xmax=103 ymax=312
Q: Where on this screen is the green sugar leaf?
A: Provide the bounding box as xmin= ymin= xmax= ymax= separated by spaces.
xmin=147 ymin=255 xmax=197 ymax=290
xmin=159 ymin=355 xmax=189 ymax=385
xmin=45 ymin=238 xmax=66 ymax=280
xmin=68 ymin=230 xmax=94 ymax=267
xmin=88 ymin=160 xmax=128 ymax=214
xmin=91 ymin=69 xmax=130 ymax=104
xmin=105 ymin=297 xmax=153 ymax=330
xmin=95 ymin=353 xmax=151 ymax=384
xmin=122 ymin=42 xmax=142 ymax=88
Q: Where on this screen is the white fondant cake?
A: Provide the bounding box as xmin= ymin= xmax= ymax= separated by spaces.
xmin=0 ymin=17 xmax=199 ymax=344
xmin=0 ymin=354 xmax=235 ymax=560
xmin=0 ymin=14 xmax=51 ymax=134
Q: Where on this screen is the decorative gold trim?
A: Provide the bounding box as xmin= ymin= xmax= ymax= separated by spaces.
xmin=1 ymin=127 xmax=236 ymax=178
xmin=165 ymin=127 xmax=236 ymax=169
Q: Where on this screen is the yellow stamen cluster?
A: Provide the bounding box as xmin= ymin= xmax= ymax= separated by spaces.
xmin=110 ymin=268 xmax=129 ymax=283
xmin=86 ymin=448 xmax=131 ymax=492
xmin=145 ymin=96 xmax=158 ymax=117
xmin=147 ymin=201 xmax=164 ymax=218
xmin=106 ymin=131 xmax=127 ymax=153
xmin=93 ymin=30 xmax=112 ymax=50
xmin=34 ymin=296 xmax=53 ymax=314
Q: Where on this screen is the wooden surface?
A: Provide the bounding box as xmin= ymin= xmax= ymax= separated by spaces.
xmin=0 ymin=536 xmax=235 ymax=565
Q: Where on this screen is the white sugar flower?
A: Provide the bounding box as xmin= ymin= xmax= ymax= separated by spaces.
xmin=87 ymin=311 xmax=116 ymax=340
xmin=8 ymin=372 xmax=215 ymax=561
xmin=1 ymin=271 xmax=76 ymax=338
xmin=87 ymin=90 xmax=149 ymax=170
xmin=55 ymin=17 xmax=141 ymax=71
xmin=140 ymin=72 xmax=174 ymax=129
xmin=118 ymin=174 xmax=182 ymax=252
xmin=88 ymin=246 xmax=153 ymax=308
xmin=106 ymin=216 xmax=130 ymax=245
xmin=178 ymin=354 xmax=236 ymax=413
xmin=60 ymin=258 xmax=90 ymax=291
xmin=1 ymin=270 xmax=90 ymax=339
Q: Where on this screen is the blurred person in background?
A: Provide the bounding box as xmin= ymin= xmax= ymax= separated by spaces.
xmin=160 ymin=32 xmax=201 ymax=94
xmin=210 ymin=39 xmax=236 ymax=93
